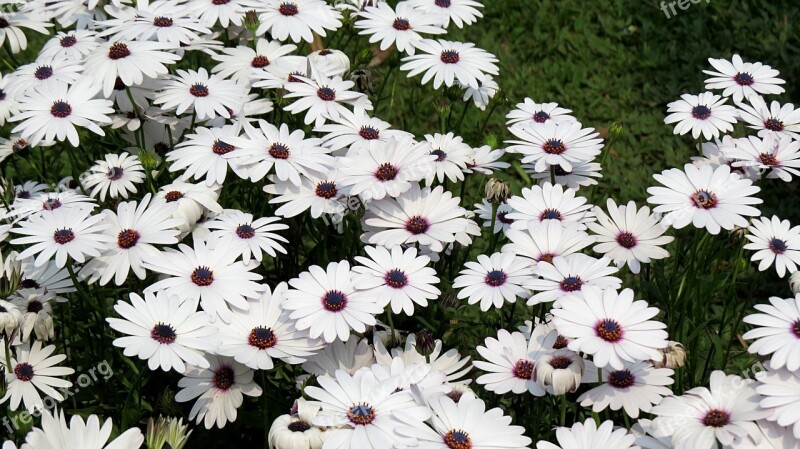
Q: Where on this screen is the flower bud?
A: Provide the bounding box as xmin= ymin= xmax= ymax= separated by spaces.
xmin=0 ymin=299 xmax=21 ymax=337
xmin=146 ymin=416 xmax=192 ymax=449
xmin=138 ymin=149 xmax=160 ymax=172
xmin=790 ymin=271 xmax=800 ymax=295
xmin=244 ymin=10 xmax=259 ymax=30
xmin=309 ymin=49 xmax=350 ymax=77
xmin=484 ymin=178 xmax=511 ymax=204
xmin=536 ymin=349 xmax=585 ymax=395
xmin=652 ymin=341 xmax=687 ymax=369
xmin=609 ymin=121 xmax=624 ymax=138
xmin=414 ymin=330 xmax=436 ymax=356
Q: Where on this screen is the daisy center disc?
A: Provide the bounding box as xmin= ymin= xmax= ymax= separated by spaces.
xmin=792 ymin=319 xmax=800 ymax=339
xmin=27 ymin=301 xmax=43 ymax=313
xmin=691 ymin=105 xmax=712 ymax=120
xmin=12 ymin=139 xmax=28 ymax=152
xmin=108 ymin=42 xmax=131 ymax=60
xmin=553 ymin=335 xmax=569 ymax=349
xmin=758 ymin=153 xmax=778 ymax=166
xmin=212 ymin=139 xmax=235 ymax=155
xmin=375 ymin=163 xmax=398 ymax=181
xmin=595 ymin=319 xmax=623 ymax=342
xmin=50 ymin=100 xmax=72 ymax=118
xmin=236 ymin=224 xmax=256 ymax=239
xmin=117 ymin=229 xmax=141 ymax=249
xmin=165 ymin=191 xmax=183 ymax=202
xmin=497 ymin=211 xmax=514 ymax=225
xmin=34 ymin=65 xmax=53 ymax=80
xmin=359 ymin=126 xmax=380 ymax=140
xmin=484 ymin=270 xmax=507 ymax=287
xmin=384 ymin=269 xmax=408 ymax=288
xmin=322 ymin=290 xmax=348 ymax=312
xmin=554 ymin=165 xmax=571 ymax=176
xmin=543 ymin=139 xmax=566 ymax=155
xmin=616 ymin=232 xmax=637 ymax=249
xmin=538 ymin=253 xmax=555 ymax=264
xmin=443 ymin=429 xmax=472 ymax=449
xmin=115 ymin=77 xmax=127 ymax=92
xmin=431 ymin=149 xmax=447 ymax=161
xmin=213 ymin=365 xmax=235 ymax=390
xmin=559 ymin=275 xmax=583 ymax=292
xmin=150 ymin=322 xmax=177 ymax=344
xmin=734 ymin=72 xmax=754 ymax=86
xmin=288 ymin=421 xmax=311 ymax=432
xmin=548 ymin=355 xmax=573 ymax=369
xmin=251 ymin=55 xmax=270 ymax=68
xmin=540 ymin=208 xmax=562 ymax=220
xmin=14 ymin=363 xmax=34 ymax=381
xmin=0 ymin=89 xmax=5 ymax=101
xmin=317 ymin=86 xmax=336 ymax=101
xmin=768 ymin=237 xmax=788 ymax=254
xmin=440 ymin=50 xmax=460 ymax=64
xmin=0 ymin=18 xmax=8 ymax=28
xmin=191 ymin=266 xmax=215 ymax=286
xmin=53 ymin=228 xmax=75 ymax=245
xmin=153 ymin=16 xmax=173 ymax=27
xmin=248 ymin=326 xmax=277 ymax=349
xmin=107 ymin=166 xmax=124 ymax=180
xmin=702 ymin=409 xmax=731 ymax=428
xmin=405 ymin=215 xmax=430 ymax=235
xmin=60 ymin=35 xmax=77 ymax=47
xmin=608 ymin=369 xmax=636 ymax=388
xmin=347 ymin=403 xmax=376 ymax=425
xmin=446 ymin=390 xmax=464 ymax=403
xmin=513 ymin=359 xmax=534 ymax=380
xmin=764 ymin=118 xmax=784 ymax=131
xmin=691 ymin=190 xmax=717 ymax=209
xmin=315 ymin=181 xmax=338 ymax=199
xmin=43 ymin=198 xmax=62 ymax=210
xmin=435 ymin=0 xmax=452 ymax=8
xmin=212 ymin=0 xmax=231 ymax=4
xmin=190 ymin=83 xmax=210 ymax=97
xmin=19 ymin=279 xmax=40 ymax=289
xmin=392 ymin=18 xmax=411 ymax=31
xmin=279 ymin=2 xmax=299 ymax=16
xmin=269 ymin=143 xmax=290 ymax=159
xmin=533 ymin=110 xmax=550 ymax=123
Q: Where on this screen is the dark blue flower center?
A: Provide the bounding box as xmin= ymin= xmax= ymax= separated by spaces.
xmin=317 ymin=87 xmax=336 ymax=101
xmin=34 ymin=65 xmax=53 ymax=80
xmin=107 ymin=166 xmax=124 ymax=180
xmin=150 ymin=322 xmax=177 ymax=344
xmin=190 ymin=83 xmax=209 ymax=97
xmin=212 ymin=140 xmax=235 ymax=155
xmin=53 ymin=228 xmax=75 ymax=244
xmin=248 ymin=326 xmax=277 ymax=349
xmin=769 ymin=238 xmax=788 ymax=254
xmin=14 ymin=363 xmax=34 ymax=381
xmin=543 ymin=139 xmax=565 ymax=155
xmin=540 ymin=208 xmax=562 ymax=220
xmin=692 ymin=190 xmax=717 ymax=209
xmin=440 ymin=50 xmax=460 ymax=64
xmin=691 ymin=105 xmax=711 ymax=120
xmin=359 ymin=126 xmax=380 ymax=140
xmin=315 ymin=182 xmax=337 ymax=199
xmin=269 ymin=143 xmax=290 ymax=159
xmin=347 ymin=403 xmax=375 ymax=425
xmin=322 ymin=290 xmax=347 ymax=312
xmin=375 ymin=163 xmax=398 ymax=181
xmin=236 ymin=224 xmax=255 ymax=239
xmin=50 ymin=100 xmax=72 ymax=118
xmin=385 ymin=269 xmax=407 ymax=288
xmin=484 ymin=270 xmax=507 ymax=287
xmin=60 ymin=35 xmax=77 ymax=47
xmin=191 ymin=266 xmax=214 ymax=286
xmin=608 ymin=369 xmax=635 ymax=388
xmin=444 ymin=429 xmax=471 ymax=449
xmin=596 ymin=319 xmax=623 ymax=342
xmin=559 ymin=275 xmax=582 ymax=292
xmin=734 ymin=72 xmax=754 ymax=86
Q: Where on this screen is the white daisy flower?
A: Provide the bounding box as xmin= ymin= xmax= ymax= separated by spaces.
xmin=11 ymin=78 xmax=114 ymax=147
xmin=461 ymin=75 xmax=499 ymax=110
xmin=338 ymin=136 xmax=434 ymax=201
xmin=370 ymin=355 xmax=450 ymax=396
xmin=373 ymin=333 xmax=473 ymax=383
xmin=703 ymin=54 xmax=785 ymax=103
xmin=308 ymin=49 xmax=351 ymax=77
xmin=355 ymin=1 xmax=445 ymax=55
xmin=100 ymin=2 xmax=210 ymax=47
xmin=473 ymin=325 xmax=555 ymax=396
xmin=504 ymin=220 xmax=594 ymax=266
xmin=252 ymin=55 xmax=312 ymax=90
xmin=400 ymin=39 xmax=498 ymax=90
xmin=0 ymin=9 xmax=51 ymax=54
xmin=22 ymin=409 xmax=144 ymax=449
xmin=156 ymin=181 xmax=223 ymax=234
xmin=452 ymin=252 xmax=534 ymax=312
xmin=586 ymin=199 xmax=674 ymax=274
xmin=204 ymin=210 xmax=288 ymax=263
xmin=744 ymin=216 xmax=800 ymax=278
xmin=211 ymin=39 xmax=297 ymax=86
xmin=361 ymin=183 xmax=479 ymax=253
xmin=647 ymin=163 xmax=762 ymax=235
xmin=474 ymin=199 xmax=514 ymax=234
xmin=536 ymin=419 xmax=637 ymax=449
xmin=664 ymin=92 xmax=738 ymax=140
xmin=577 ymin=361 xmax=673 ymax=418
xmin=83 ymin=40 xmax=180 ymax=98
xmin=284 ymin=260 xmax=382 ymax=343
xmin=527 ymin=160 xmax=603 ymax=190
xmin=0 ymin=341 xmax=74 ymax=413
xmin=226 ymin=120 xmax=336 ymax=185
xmin=525 ymin=254 xmax=621 ymax=306
xmin=755 ymin=368 xmax=800 ymax=438
xmin=551 ymin=287 xmax=668 ymax=369
xmin=6 ymin=57 xmax=83 ymax=97
xmin=255 ymin=0 xmax=343 ymax=44
xmin=396 ymin=392 xmax=532 ymax=449
xmin=742 ymin=295 xmax=800 ymax=372
xmin=353 ymin=245 xmax=440 ymax=316
xmin=723 ymin=134 xmax=800 ymax=182
xmin=651 ymin=371 xmax=769 ymax=449
xmin=10 ymin=207 xmax=112 ymax=268
xmin=154 ymin=68 xmax=244 ymax=120
xmin=506 ymin=182 xmax=594 ymax=231
xmin=0 ymin=72 xmax=21 ymax=126
xmin=284 ymin=66 xmax=373 ymax=128
xmin=82 ymin=152 xmax=145 ymax=202
xmin=175 ymin=355 xmax=262 ymax=429
xmin=166 ymin=125 xmax=246 ymax=186
xmin=506 ymin=121 xmax=604 ymax=173
xmin=218 ymin=282 xmax=324 ymax=370
xmin=268 ymin=398 xmax=328 ymax=449
xmin=304 ymin=369 xmax=431 ymax=449
xmin=144 ymin=240 xmax=264 ymax=323
xmin=10 ymin=288 xmax=56 ymax=342
xmin=408 ymin=0 xmax=484 ymax=28
xmin=691 ymin=136 xmax=759 ymax=180
xmin=80 ymin=194 xmax=183 ymax=286
xmin=737 ymin=419 xmax=797 ymax=449
xmin=264 ymin=170 xmax=349 ymax=220
xmin=423 ymin=132 xmax=474 ymax=185
xmin=315 ymin=108 xmax=413 ymax=155
xmin=301 ymin=337 xmax=375 ymax=378
xmin=107 ymin=290 xmax=219 ymax=373
xmin=465 ymin=145 xmax=508 ymax=174
xmin=189 ymin=0 xmax=252 ymax=27
xmin=17 ymin=257 xmax=75 ymax=296
xmin=506 ymin=98 xmax=577 ymax=128
xmin=736 ymin=95 xmax=800 ymax=141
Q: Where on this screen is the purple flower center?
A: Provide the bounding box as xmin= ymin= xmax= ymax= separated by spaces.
xmin=440 ymin=50 xmax=460 ymax=64
xmin=248 ymin=326 xmax=277 ymax=349
xmin=759 ymin=153 xmax=778 ymax=166
xmin=191 ymin=266 xmax=214 ymax=286
xmin=691 ymin=105 xmax=712 ymax=120
xmin=540 ymin=208 xmax=562 ymax=220
xmin=269 ymin=143 xmax=290 ymax=159
xmin=764 ymin=118 xmax=784 ymax=132
xmin=608 ymin=369 xmax=636 ymax=388
xmin=734 ymin=72 xmax=754 ymax=86
xmin=548 ymin=356 xmax=573 ymax=369
xmin=543 ymin=139 xmax=565 ymax=155
xmin=60 ymin=35 xmax=77 ymax=47
xmin=117 ymin=229 xmax=140 ymax=249
xmin=251 ymin=55 xmax=270 ymax=68
xmin=484 ymin=270 xmax=507 ymax=287
xmin=212 ymin=0 xmax=231 ymax=4
xmin=359 ymin=126 xmax=380 ymax=140
xmin=375 ymin=163 xmax=398 ymax=181
xmin=596 ymin=319 xmax=623 ymax=342
xmin=213 ymin=365 xmax=235 ymax=390
xmin=393 ymin=18 xmax=411 ymax=30
xmin=322 ymin=290 xmax=347 ymax=312
xmin=53 ymin=228 xmax=75 ymax=244
xmin=317 ymin=87 xmax=336 ymax=101
xmin=513 ymin=359 xmax=534 ymax=380
xmin=190 ymin=83 xmax=209 ymax=97
xmin=702 ymin=409 xmax=731 ymax=428
xmin=236 ymin=224 xmax=256 ymax=239
xmin=616 ymin=232 xmax=637 ymax=249
xmin=435 ymin=0 xmax=452 ymax=7
xmin=769 ymin=238 xmax=788 ymax=254
xmin=533 ymin=111 xmax=550 ymax=123
xmin=444 ymin=430 xmax=471 ymax=449
xmin=405 ymin=215 xmax=429 ymax=235
xmin=279 ymin=2 xmax=299 ymax=16
xmin=559 ymin=275 xmax=582 ymax=292
xmin=347 ymin=403 xmax=375 ymax=425
xmin=27 ymin=301 xmax=43 ymax=313
xmin=553 ymin=335 xmax=569 ymax=349
xmin=50 ymin=101 xmax=72 ymax=118
xmin=691 ymin=190 xmax=717 ymax=209
xmin=212 ymin=139 xmax=235 ymax=155
xmin=384 ymin=269 xmax=407 ymax=288
xmin=150 ymin=323 xmax=177 ymax=344
xmin=34 ymin=65 xmax=53 ymax=80
xmin=315 ymin=181 xmax=337 ymax=199
xmin=792 ymin=319 xmax=800 ymax=339
xmin=108 ymin=42 xmax=131 ymax=60
xmin=153 ymin=16 xmax=173 ymax=27
xmin=497 ymin=211 xmax=514 ymax=224
xmin=431 ymin=149 xmax=447 ymax=162
xmin=43 ymin=198 xmax=62 ymax=210
xmin=14 ymin=363 xmax=34 ymax=381
xmin=107 ymin=166 xmax=124 ymax=180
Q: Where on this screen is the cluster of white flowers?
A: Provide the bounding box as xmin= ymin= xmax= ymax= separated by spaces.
xmin=0 ymin=1 xmax=798 ymax=449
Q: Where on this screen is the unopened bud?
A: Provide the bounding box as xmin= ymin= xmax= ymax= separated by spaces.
xmin=484 ymin=133 xmax=498 ymax=149
xmin=484 ymin=178 xmax=511 ymax=204
xmin=415 ymin=330 xmax=436 ymax=356
xmin=244 ymin=10 xmax=259 ymax=30
xmin=609 ymin=121 xmax=624 ymax=138
xmin=434 ymin=97 xmax=451 ymax=117
xmin=652 ymin=341 xmax=687 ymax=369
xmin=789 ymin=271 xmax=800 ymax=295
xmin=138 ymin=149 xmax=159 ymax=172
xmin=146 ymin=416 xmax=192 ymax=449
